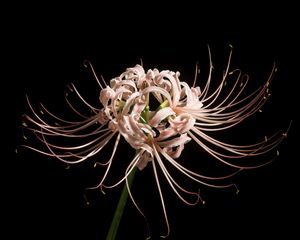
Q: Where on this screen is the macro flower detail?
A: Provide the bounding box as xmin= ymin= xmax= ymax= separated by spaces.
xmin=22 ymin=47 xmax=290 ymax=238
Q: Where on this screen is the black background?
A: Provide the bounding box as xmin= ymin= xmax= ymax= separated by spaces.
xmin=7 ymin=2 xmax=298 ymax=240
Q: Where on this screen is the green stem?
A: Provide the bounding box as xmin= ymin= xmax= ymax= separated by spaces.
xmin=105 ymin=167 xmax=137 ymax=240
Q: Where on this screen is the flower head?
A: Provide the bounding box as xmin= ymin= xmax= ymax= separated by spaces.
xmin=21 ymin=46 xmax=290 ymax=238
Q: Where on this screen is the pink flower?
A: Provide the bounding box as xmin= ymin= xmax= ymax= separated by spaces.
xmin=22 ymin=48 xmax=290 ymax=238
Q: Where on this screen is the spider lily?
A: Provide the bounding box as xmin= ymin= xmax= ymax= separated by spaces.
xmin=22 ymin=47 xmax=290 ymax=238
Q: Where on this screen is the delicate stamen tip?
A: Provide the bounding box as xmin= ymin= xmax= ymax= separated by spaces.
xmin=282 ymin=133 xmax=287 ymax=138
xmin=160 ymin=235 xmax=169 ymax=239
xmin=100 ymin=186 xmax=106 ymax=195
xmin=265 ymin=136 xmax=268 ymax=142
xmin=233 ymin=184 xmax=239 ymax=194
xmin=65 ymin=164 xmax=70 ymax=170
xmin=83 ymin=59 xmax=90 ymax=68
xmin=277 ymin=150 xmax=280 ymax=156
xmin=83 ymin=194 xmax=90 ymax=205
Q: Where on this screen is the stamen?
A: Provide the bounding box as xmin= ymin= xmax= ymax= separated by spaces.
xmin=100 ymin=186 xmax=106 ymax=195
xmin=234 ymin=184 xmax=240 ymax=194
xmin=83 ymin=192 xmax=90 ymax=205
xmin=198 ymin=189 xmax=205 ymax=204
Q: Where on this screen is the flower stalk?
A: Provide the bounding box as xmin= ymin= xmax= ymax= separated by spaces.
xmin=106 ymin=167 xmax=137 ymax=240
